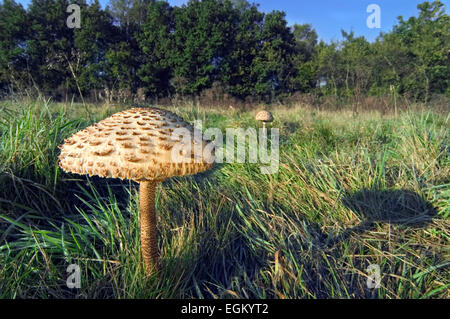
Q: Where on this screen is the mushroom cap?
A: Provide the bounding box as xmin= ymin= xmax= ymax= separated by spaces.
xmin=255 ymin=110 xmax=273 ymax=122
xmin=58 ymin=107 xmax=215 ymax=182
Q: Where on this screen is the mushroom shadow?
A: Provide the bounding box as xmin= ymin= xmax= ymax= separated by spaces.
xmin=58 ymin=174 xmax=136 ymax=213
xmin=282 ymin=121 xmax=302 ymax=135
xmin=343 ymin=189 xmax=437 ymax=226
xmin=334 ymin=189 xmax=438 ymax=244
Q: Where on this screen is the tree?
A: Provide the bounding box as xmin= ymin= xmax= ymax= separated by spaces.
xmin=292 ymin=23 xmax=317 ymax=61
xmin=137 ymin=0 xmax=174 ymax=97
xmin=171 ymin=0 xmax=237 ymax=95
xmin=1 ymin=0 xmax=447 ymax=103
xmin=339 ymin=30 xmax=373 ymax=96
xmin=252 ymin=10 xmax=296 ymax=97
xmin=314 ymin=40 xmax=340 ymax=95
xmin=26 ymin=0 xmax=74 ymax=96
xmin=290 ymin=23 xmax=318 ymax=92
xmin=0 ymin=0 xmax=28 ymax=92
xmin=223 ymin=7 xmax=297 ymax=98
xmin=107 ymin=0 xmax=151 ymax=37
xmin=105 ymin=0 xmax=150 ymax=95
xmin=389 ymin=0 xmax=449 ymax=100
xmin=228 ymin=0 xmax=251 ymax=13
xmin=219 ymin=4 xmax=262 ymax=98
xmin=72 ymin=0 xmax=114 ymax=99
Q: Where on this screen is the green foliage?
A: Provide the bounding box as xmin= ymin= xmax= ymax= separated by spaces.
xmin=389 ymin=1 xmax=449 ymax=100
xmin=170 ymin=0 xmax=237 ymax=95
xmin=104 ymin=0 xmax=150 ymax=92
xmin=0 ymin=0 xmax=28 ymax=91
xmin=105 ymin=41 xmax=141 ymax=91
xmin=290 ymin=24 xmax=318 ymax=91
xmin=137 ymin=0 xmax=174 ymax=96
xmin=252 ymin=10 xmax=296 ymax=96
xmin=219 ymin=4 xmax=263 ymax=97
xmin=73 ymin=0 xmax=113 ymax=92
xmin=25 ymin=0 xmax=75 ymax=95
xmin=221 ymin=6 xmax=298 ymax=98
xmin=0 ymin=0 xmax=448 ymax=101
xmin=314 ymin=1 xmax=449 ymax=102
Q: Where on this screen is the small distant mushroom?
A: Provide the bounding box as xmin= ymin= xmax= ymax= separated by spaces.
xmin=58 ymin=107 xmax=215 ymax=275
xmin=255 ymin=110 xmax=273 ymax=129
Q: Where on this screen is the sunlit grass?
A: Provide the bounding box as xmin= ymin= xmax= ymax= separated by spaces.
xmin=0 ymin=99 xmax=448 ymax=298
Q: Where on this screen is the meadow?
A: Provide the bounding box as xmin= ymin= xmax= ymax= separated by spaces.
xmin=0 ymin=98 xmax=448 ymax=298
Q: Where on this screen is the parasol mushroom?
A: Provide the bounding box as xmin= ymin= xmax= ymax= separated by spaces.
xmin=58 ymin=107 xmax=215 ymax=274
xmin=255 ymin=110 xmax=273 ymax=129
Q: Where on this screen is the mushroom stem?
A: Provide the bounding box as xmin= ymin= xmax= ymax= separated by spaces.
xmin=262 ymin=122 xmax=266 ymax=129
xmin=139 ymin=180 xmax=159 ymax=274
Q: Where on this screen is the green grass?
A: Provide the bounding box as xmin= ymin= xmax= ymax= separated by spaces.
xmin=0 ymin=99 xmax=448 ymax=298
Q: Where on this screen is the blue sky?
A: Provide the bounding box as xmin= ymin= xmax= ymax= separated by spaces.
xmin=14 ymin=0 xmax=449 ymax=42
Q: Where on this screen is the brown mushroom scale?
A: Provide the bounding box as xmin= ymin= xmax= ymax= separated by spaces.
xmin=255 ymin=110 xmax=273 ymax=129
xmin=255 ymin=110 xmax=273 ymax=123
xmin=58 ymin=107 xmax=215 ymax=274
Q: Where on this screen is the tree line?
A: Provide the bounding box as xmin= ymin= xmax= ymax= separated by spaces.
xmin=0 ymin=0 xmax=448 ymax=103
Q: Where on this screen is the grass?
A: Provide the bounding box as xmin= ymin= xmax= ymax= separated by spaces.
xmin=0 ymin=98 xmax=448 ymax=298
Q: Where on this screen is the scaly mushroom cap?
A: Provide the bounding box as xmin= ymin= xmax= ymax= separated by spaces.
xmin=255 ymin=110 xmax=273 ymax=123
xmin=58 ymin=107 xmax=215 ymax=181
